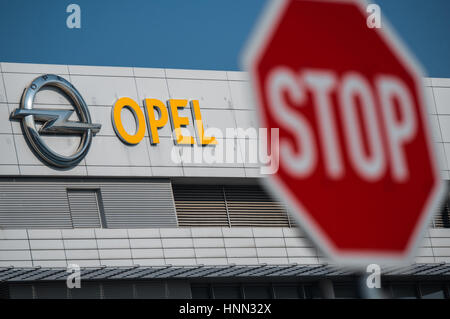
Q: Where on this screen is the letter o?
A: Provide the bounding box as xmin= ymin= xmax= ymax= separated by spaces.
xmin=112 ymin=97 xmax=146 ymax=144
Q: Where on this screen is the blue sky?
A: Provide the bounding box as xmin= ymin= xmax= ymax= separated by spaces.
xmin=0 ymin=0 xmax=449 ymax=77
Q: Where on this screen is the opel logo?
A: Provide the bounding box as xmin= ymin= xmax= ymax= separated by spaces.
xmin=10 ymin=74 xmax=101 ymax=168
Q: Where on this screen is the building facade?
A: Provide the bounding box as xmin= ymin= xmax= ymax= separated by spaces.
xmin=0 ymin=62 xmax=449 ymax=299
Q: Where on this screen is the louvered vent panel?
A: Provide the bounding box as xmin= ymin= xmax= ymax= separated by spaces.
xmin=433 ymin=200 xmax=450 ymax=228
xmin=0 ymin=179 xmax=178 ymax=229
xmin=173 ymin=185 xmax=229 ymax=227
xmin=0 ymin=182 xmax=72 ymax=229
xmin=67 ymin=189 xmax=102 ymax=228
xmin=224 ymin=185 xmax=290 ymax=227
xmin=100 ymin=181 xmax=178 ymax=228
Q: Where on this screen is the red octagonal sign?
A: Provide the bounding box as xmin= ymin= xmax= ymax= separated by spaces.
xmin=243 ymin=0 xmax=446 ymax=265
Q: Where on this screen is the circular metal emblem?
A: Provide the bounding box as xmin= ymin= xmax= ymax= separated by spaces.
xmin=11 ymin=74 xmax=101 ymax=168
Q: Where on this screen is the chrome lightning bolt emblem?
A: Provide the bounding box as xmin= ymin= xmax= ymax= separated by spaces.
xmin=11 ymin=109 xmax=101 ymax=134
xmin=10 ymin=74 xmax=101 ymax=168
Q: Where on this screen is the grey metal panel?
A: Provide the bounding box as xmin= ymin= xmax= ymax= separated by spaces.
xmin=234 ymin=265 xmax=269 ymax=277
xmin=92 ymin=267 xmax=135 ymax=279
xmin=157 ymin=267 xmax=198 ymax=278
xmin=24 ymin=269 xmax=66 ymax=281
xmin=10 ymin=269 xmax=53 ymax=281
xmin=109 ymin=267 xmax=148 ymax=279
xmin=140 ymin=268 xmax=175 ymax=279
xmin=0 ymin=179 xmax=178 ymax=229
xmin=417 ymin=264 xmax=448 ymax=275
xmin=244 ymin=266 xmax=287 ymax=277
xmin=80 ymin=268 xmax=109 ymax=279
xmin=0 ymin=182 xmax=72 ymax=229
xmin=42 ymin=270 xmax=71 ymax=281
xmin=100 ymin=181 xmax=178 ymax=228
xmin=268 ymin=265 xmax=309 ymax=277
xmin=409 ymin=264 xmax=434 ymax=275
xmin=205 ymin=266 xmax=249 ymax=278
xmin=0 ymin=268 xmax=32 ymax=281
xmin=67 ymin=189 xmax=101 ymax=228
xmin=183 ymin=266 xmax=229 ymax=278
xmin=131 ymin=267 xmax=168 ymax=279
xmin=278 ymin=266 xmax=320 ymax=277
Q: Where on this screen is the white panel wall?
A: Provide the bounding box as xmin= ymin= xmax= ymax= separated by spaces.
xmin=0 ymin=227 xmax=316 ymax=267
xmin=0 ymin=62 xmax=261 ymax=177
xmin=1 ymin=62 xmax=450 ymax=179
xmin=427 ymin=78 xmax=450 ymax=179
xmin=1 ymin=227 xmax=449 ymax=267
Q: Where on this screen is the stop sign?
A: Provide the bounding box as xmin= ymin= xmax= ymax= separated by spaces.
xmin=243 ymin=0 xmax=446 ymax=265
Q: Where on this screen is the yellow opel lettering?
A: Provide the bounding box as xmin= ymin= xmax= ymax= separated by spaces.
xmin=190 ymin=100 xmax=217 ymax=146
xmin=144 ymin=98 xmax=168 ymax=144
xmin=112 ymin=97 xmax=146 ymax=145
xmin=168 ymin=99 xmax=195 ymax=145
xmin=111 ymin=97 xmax=216 ymax=147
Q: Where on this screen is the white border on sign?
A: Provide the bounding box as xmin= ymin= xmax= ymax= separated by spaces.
xmin=241 ymin=0 xmax=447 ymax=267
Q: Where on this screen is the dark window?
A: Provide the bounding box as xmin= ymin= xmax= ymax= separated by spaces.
xmin=243 ymin=285 xmax=272 ymax=299
xmin=304 ymin=284 xmax=322 ymax=299
xmin=134 ymin=282 xmax=166 ymax=299
xmin=67 ymin=189 xmax=106 ymax=228
xmin=213 ymin=285 xmax=242 ymax=299
xmin=391 ymin=284 xmax=418 ymax=299
xmin=102 ymin=282 xmax=134 ymax=299
xmin=8 ymin=284 xmax=33 ymax=299
xmin=420 ymin=284 xmax=445 ymax=299
xmin=334 ymin=284 xmax=358 ymax=299
xmin=0 ymin=283 xmax=9 ymax=299
xmin=34 ymin=283 xmax=68 ymax=299
xmin=69 ymin=282 xmax=101 ymax=299
xmin=191 ymin=285 xmax=211 ymax=299
xmin=273 ymin=285 xmax=303 ymax=299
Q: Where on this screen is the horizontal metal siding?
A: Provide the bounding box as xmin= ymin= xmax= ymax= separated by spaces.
xmin=173 ymin=185 xmax=229 ymax=227
xmin=67 ymin=190 xmax=101 ymax=228
xmin=100 ymin=182 xmax=178 ymax=228
xmin=0 ymin=182 xmax=72 ymax=229
xmin=173 ymin=184 xmax=291 ymax=227
xmin=0 ymin=179 xmax=178 ymax=229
